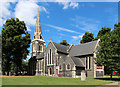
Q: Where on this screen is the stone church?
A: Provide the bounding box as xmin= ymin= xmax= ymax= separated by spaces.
xmin=28 ymin=10 xmax=104 ymax=78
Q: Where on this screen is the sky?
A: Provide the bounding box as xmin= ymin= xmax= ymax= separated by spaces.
xmin=0 ymin=0 xmax=119 ymax=59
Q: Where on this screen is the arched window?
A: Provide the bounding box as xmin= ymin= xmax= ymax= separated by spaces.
xmin=66 ymin=64 xmax=70 ymax=70
xmin=47 ymin=49 xmax=53 ymax=65
xmin=50 ymin=49 xmax=51 ymax=64
xmin=40 ymin=35 xmax=42 ymax=39
xmin=48 ymin=53 xmax=49 ymax=64
xmin=89 ymin=57 xmax=91 ymax=69
xmin=59 ymin=64 xmax=62 ymax=70
xmin=39 ymin=45 xmax=43 ymax=52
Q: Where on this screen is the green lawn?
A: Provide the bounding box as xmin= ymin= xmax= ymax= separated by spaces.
xmin=2 ymin=76 xmax=119 ymax=85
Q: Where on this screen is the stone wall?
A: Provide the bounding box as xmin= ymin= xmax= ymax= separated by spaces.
xmin=80 ymin=55 xmax=95 ymax=77
xmin=45 ymin=41 xmax=57 ymax=75
xmin=59 ymin=54 xmax=75 ymax=77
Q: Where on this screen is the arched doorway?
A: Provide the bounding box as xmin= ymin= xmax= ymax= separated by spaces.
xmin=49 ymin=68 xmax=52 ymax=75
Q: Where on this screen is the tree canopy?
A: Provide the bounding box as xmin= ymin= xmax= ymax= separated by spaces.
xmin=95 ymin=23 xmax=120 ymax=79
xmin=80 ymin=32 xmax=94 ymax=43
xmin=60 ymin=40 xmax=70 ymax=46
xmin=94 ymin=27 xmax=111 ymax=40
xmin=2 ymin=18 xmax=31 ymax=75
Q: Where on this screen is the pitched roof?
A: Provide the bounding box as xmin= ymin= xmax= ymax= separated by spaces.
xmin=52 ymin=42 xmax=69 ymax=53
xmin=71 ymin=56 xmax=85 ymax=67
xmin=69 ymin=40 xmax=98 ymax=57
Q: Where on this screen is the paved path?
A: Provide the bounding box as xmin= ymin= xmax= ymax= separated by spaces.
xmin=106 ymin=82 xmax=119 ymax=85
xmin=96 ymin=82 xmax=120 ymax=87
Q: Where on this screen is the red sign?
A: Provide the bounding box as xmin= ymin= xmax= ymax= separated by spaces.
xmin=113 ymin=71 xmax=120 ymax=75
xmin=97 ymin=66 xmax=103 ymax=69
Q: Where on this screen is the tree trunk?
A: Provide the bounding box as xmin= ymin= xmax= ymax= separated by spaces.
xmin=7 ymin=71 xmax=9 ymax=76
xmin=110 ymin=71 xmax=112 ymax=79
xmin=15 ymin=69 xmax=18 ymax=76
xmin=2 ymin=71 xmax=5 ymax=75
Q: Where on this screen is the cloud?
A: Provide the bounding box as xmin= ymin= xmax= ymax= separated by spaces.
xmin=27 ymin=55 xmax=31 ymax=58
xmin=45 ymin=24 xmax=81 ymax=34
xmin=14 ymin=0 xmax=48 ymax=26
xmin=0 ymin=0 xmax=16 ymax=26
xmin=57 ymin=2 xmax=79 ymax=10
xmin=0 ymin=0 xmax=48 ymax=27
xmin=0 ymin=1 xmax=11 ymax=18
xmin=26 ymin=26 xmax=31 ymax=31
xmin=59 ymin=33 xmax=65 ymax=36
xmin=13 ymin=0 xmax=48 ymax=32
xmin=72 ymin=34 xmax=84 ymax=39
xmin=69 ymin=2 xmax=79 ymax=8
xmin=71 ymin=16 xmax=100 ymax=32
xmin=0 ymin=18 xmax=4 ymax=26
xmin=26 ymin=55 xmax=31 ymax=60
xmin=70 ymin=33 xmax=84 ymax=45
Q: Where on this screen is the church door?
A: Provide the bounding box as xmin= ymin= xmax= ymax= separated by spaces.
xmin=50 ymin=68 xmax=52 ymax=75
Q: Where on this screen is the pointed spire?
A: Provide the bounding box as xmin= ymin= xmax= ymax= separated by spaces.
xmin=34 ymin=8 xmax=43 ymax=40
xmin=49 ymin=37 xmax=52 ymax=42
xmin=37 ymin=8 xmax=39 ymax=18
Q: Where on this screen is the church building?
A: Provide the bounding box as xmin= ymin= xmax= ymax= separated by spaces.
xmin=28 ymin=10 xmax=104 ymax=78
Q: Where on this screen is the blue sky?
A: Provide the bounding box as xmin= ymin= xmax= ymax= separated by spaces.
xmin=0 ymin=1 xmax=118 ymax=59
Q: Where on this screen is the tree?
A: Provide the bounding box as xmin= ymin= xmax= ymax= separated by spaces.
xmin=22 ymin=61 xmax=28 ymax=72
xmin=60 ymin=40 xmax=70 ymax=46
xmin=94 ymin=27 xmax=111 ymax=75
xmin=2 ymin=18 xmax=31 ymax=75
xmin=95 ymin=23 xmax=120 ymax=79
xmin=94 ymin=27 xmax=111 ymax=40
xmin=80 ymin=32 xmax=94 ymax=43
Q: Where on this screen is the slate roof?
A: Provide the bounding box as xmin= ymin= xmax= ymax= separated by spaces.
xmin=71 ymin=56 xmax=85 ymax=67
xmin=36 ymin=52 xmax=44 ymax=59
xmin=69 ymin=40 xmax=98 ymax=57
xmin=52 ymin=42 xmax=70 ymax=53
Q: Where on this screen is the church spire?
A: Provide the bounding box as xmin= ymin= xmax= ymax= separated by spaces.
xmin=34 ymin=8 xmax=43 ymax=40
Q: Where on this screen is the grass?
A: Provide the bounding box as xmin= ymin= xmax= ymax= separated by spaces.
xmin=2 ymin=76 xmax=119 ymax=85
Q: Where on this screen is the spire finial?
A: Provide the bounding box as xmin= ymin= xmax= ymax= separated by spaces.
xmin=50 ymin=37 xmax=51 ymax=41
xmin=38 ymin=7 xmax=39 ymax=12
xmin=37 ymin=8 xmax=39 ymax=18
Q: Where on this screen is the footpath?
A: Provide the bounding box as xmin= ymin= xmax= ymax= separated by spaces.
xmin=96 ymin=82 xmax=120 ymax=87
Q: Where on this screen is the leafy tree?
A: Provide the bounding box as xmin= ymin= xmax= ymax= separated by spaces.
xmin=21 ymin=61 xmax=28 ymax=72
xmin=60 ymin=40 xmax=70 ymax=46
xmin=80 ymin=32 xmax=94 ymax=43
xmin=94 ymin=27 xmax=111 ymax=40
xmin=94 ymin=27 xmax=111 ymax=75
xmin=2 ymin=18 xmax=31 ymax=75
xmin=95 ymin=23 xmax=120 ymax=79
